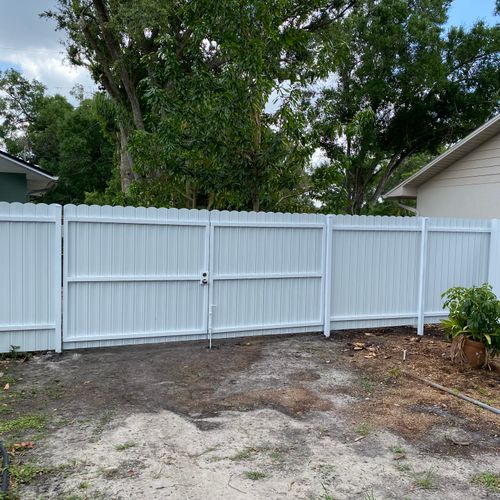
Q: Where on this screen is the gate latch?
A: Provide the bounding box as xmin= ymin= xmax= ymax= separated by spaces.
xmin=201 ymin=272 xmax=208 ymax=285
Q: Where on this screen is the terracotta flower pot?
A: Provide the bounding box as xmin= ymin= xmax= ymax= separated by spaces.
xmin=451 ymin=336 xmax=486 ymax=368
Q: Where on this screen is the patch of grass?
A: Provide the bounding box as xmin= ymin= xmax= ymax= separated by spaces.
xmin=0 ymin=345 xmax=21 ymax=360
xmin=360 ymin=376 xmax=373 ymax=394
xmin=115 ymin=441 xmax=136 ymax=451
xmin=475 ymin=386 xmax=489 ymax=398
xmin=355 ymin=422 xmax=369 ymax=437
xmin=0 ymin=414 xmax=45 ymax=435
xmin=92 ymin=410 xmax=115 ymax=437
xmin=0 ymin=403 xmax=12 ymax=415
xmin=413 ymin=469 xmax=437 ymax=490
xmin=44 ymin=386 xmax=63 ymax=400
xmin=78 ymin=481 xmax=90 ymax=490
xmin=390 ymin=444 xmax=405 ymax=456
xmin=8 ymin=463 xmax=53 ymax=484
xmin=396 ymin=463 xmax=411 ymax=472
xmin=319 ymin=488 xmax=335 ymax=500
xmin=268 ymin=449 xmax=285 ymax=463
xmin=244 ymin=470 xmax=266 ymax=481
xmin=390 ymin=444 xmax=404 ymax=454
xmin=231 ymin=447 xmax=259 ymax=461
xmin=472 ymin=472 xmax=500 ymax=492
xmin=363 ymin=491 xmax=376 ymax=500
xmin=387 ymin=367 xmax=401 ymax=379
xmin=0 ymin=374 xmax=17 ymax=385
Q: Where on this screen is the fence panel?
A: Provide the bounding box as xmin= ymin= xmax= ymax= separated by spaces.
xmin=62 ymin=205 xmax=210 ymax=349
xmin=209 ymin=211 xmax=326 ymax=340
xmin=325 ymin=215 xmax=492 ymax=334
xmin=424 ymin=217 xmax=491 ymax=323
xmin=0 ymin=203 xmax=61 ymax=353
xmin=327 ymin=215 xmax=422 ymax=331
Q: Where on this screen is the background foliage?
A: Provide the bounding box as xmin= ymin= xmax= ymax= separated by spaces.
xmin=0 ymin=0 xmax=498 ymax=212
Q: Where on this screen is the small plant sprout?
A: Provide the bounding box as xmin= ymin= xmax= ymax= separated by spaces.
xmin=390 ymin=444 xmax=406 ymax=458
xmin=360 ymin=377 xmax=373 ymax=394
xmin=396 ymin=463 xmax=411 ymax=473
xmin=355 ymin=422 xmax=369 ymax=437
xmin=413 ymin=469 xmax=437 ymax=490
xmin=244 ymin=470 xmax=266 ymax=480
xmin=387 ymin=367 xmax=401 ymax=378
xmin=115 ymin=441 xmax=136 ymax=451
xmin=231 ymin=447 xmax=259 ymax=461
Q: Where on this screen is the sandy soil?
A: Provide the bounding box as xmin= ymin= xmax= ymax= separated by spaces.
xmin=1 ymin=327 xmax=499 ymax=499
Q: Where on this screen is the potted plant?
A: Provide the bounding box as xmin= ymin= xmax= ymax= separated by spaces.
xmin=441 ymin=284 xmax=500 ymax=368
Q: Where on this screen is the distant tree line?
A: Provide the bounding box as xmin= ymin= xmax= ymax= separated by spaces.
xmin=1 ymin=0 xmax=498 ymax=213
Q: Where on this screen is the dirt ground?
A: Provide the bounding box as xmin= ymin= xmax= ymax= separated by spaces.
xmin=1 ymin=326 xmax=499 ymax=499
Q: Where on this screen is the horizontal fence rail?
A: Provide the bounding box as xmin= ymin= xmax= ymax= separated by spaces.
xmin=0 ymin=203 xmax=498 ymax=352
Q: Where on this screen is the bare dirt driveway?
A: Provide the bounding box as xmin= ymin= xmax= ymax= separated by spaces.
xmin=1 ymin=327 xmax=499 ymax=499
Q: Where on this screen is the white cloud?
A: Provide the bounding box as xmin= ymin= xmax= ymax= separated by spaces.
xmin=0 ymin=0 xmax=96 ymax=102
xmin=1 ymin=50 xmax=96 ymax=100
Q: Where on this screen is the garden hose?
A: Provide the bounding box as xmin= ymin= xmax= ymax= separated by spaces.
xmin=0 ymin=440 xmax=8 ymax=494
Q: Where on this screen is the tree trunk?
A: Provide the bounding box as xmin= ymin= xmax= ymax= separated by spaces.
xmin=252 ymin=185 xmax=260 ymax=211
xmin=251 ymin=103 xmax=262 ymax=212
xmin=118 ymin=123 xmax=136 ymax=192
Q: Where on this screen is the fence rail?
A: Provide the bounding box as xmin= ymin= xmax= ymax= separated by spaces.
xmin=0 ymin=202 xmax=497 ymax=352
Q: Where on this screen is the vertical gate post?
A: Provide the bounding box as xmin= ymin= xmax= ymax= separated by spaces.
xmin=323 ymin=215 xmax=333 ymax=337
xmin=54 ymin=205 xmax=63 ymax=353
xmin=207 ymin=215 xmax=215 ymax=347
xmin=417 ymin=217 xmax=429 ymax=336
xmin=488 ymin=219 xmax=500 ymax=296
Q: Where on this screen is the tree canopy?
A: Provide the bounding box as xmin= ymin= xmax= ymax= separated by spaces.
xmin=45 ymin=0 xmax=355 ymax=210
xmin=308 ymin=0 xmax=499 ymax=214
xmin=1 ymin=1 xmax=498 ymax=213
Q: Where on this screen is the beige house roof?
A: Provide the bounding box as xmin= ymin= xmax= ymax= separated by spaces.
xmin=384 ymin=114 xmax=500 ymax=199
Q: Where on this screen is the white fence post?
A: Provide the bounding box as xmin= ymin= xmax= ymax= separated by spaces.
xmin=323 ymin=215 xmax=333 ymax=337
xmin=488 ymin=219 xmax=500 ymax=296
xmin=54 ymin=205 xmax=62 ymax=353
xmin=417 ymin=217 xmax=429 ymax=336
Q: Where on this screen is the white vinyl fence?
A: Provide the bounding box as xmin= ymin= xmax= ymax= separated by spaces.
xmin=0 ymin=202 xmax=498 ymax=352
xmin=0 ymin=203 xmax=61 ymax=353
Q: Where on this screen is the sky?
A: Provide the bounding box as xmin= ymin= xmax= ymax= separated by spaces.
xmin=0 ymin=0 xmax=498 ymax=104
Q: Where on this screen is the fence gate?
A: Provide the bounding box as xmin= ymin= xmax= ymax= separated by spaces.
xmin=208 ymin=211 xmax=326 ymax=341
xmin=62 ymin=205 xmax=210 ymax=349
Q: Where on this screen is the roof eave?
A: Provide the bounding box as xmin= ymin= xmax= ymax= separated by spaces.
xmin=383 ymin=185 xmax=418 ymax=200
xmin=382 ymin=113 xmax=500 ymax=198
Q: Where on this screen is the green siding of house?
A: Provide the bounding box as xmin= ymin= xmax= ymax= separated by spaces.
xmin=0 ymin=173 xmax=27 ymax=202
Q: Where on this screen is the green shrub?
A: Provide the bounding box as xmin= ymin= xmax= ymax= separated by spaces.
xmin=441 ymin=284 xmax=500 ymax=356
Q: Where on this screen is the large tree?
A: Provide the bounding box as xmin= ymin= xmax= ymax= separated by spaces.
xmin=45 ymin=0 xmax=355 ymax=210
xmin=309 ymin=0 xmax=500 ymax=214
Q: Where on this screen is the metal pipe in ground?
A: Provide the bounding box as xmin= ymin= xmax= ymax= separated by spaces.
xmin=402 ymin=370 xmax=500 ymax=415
